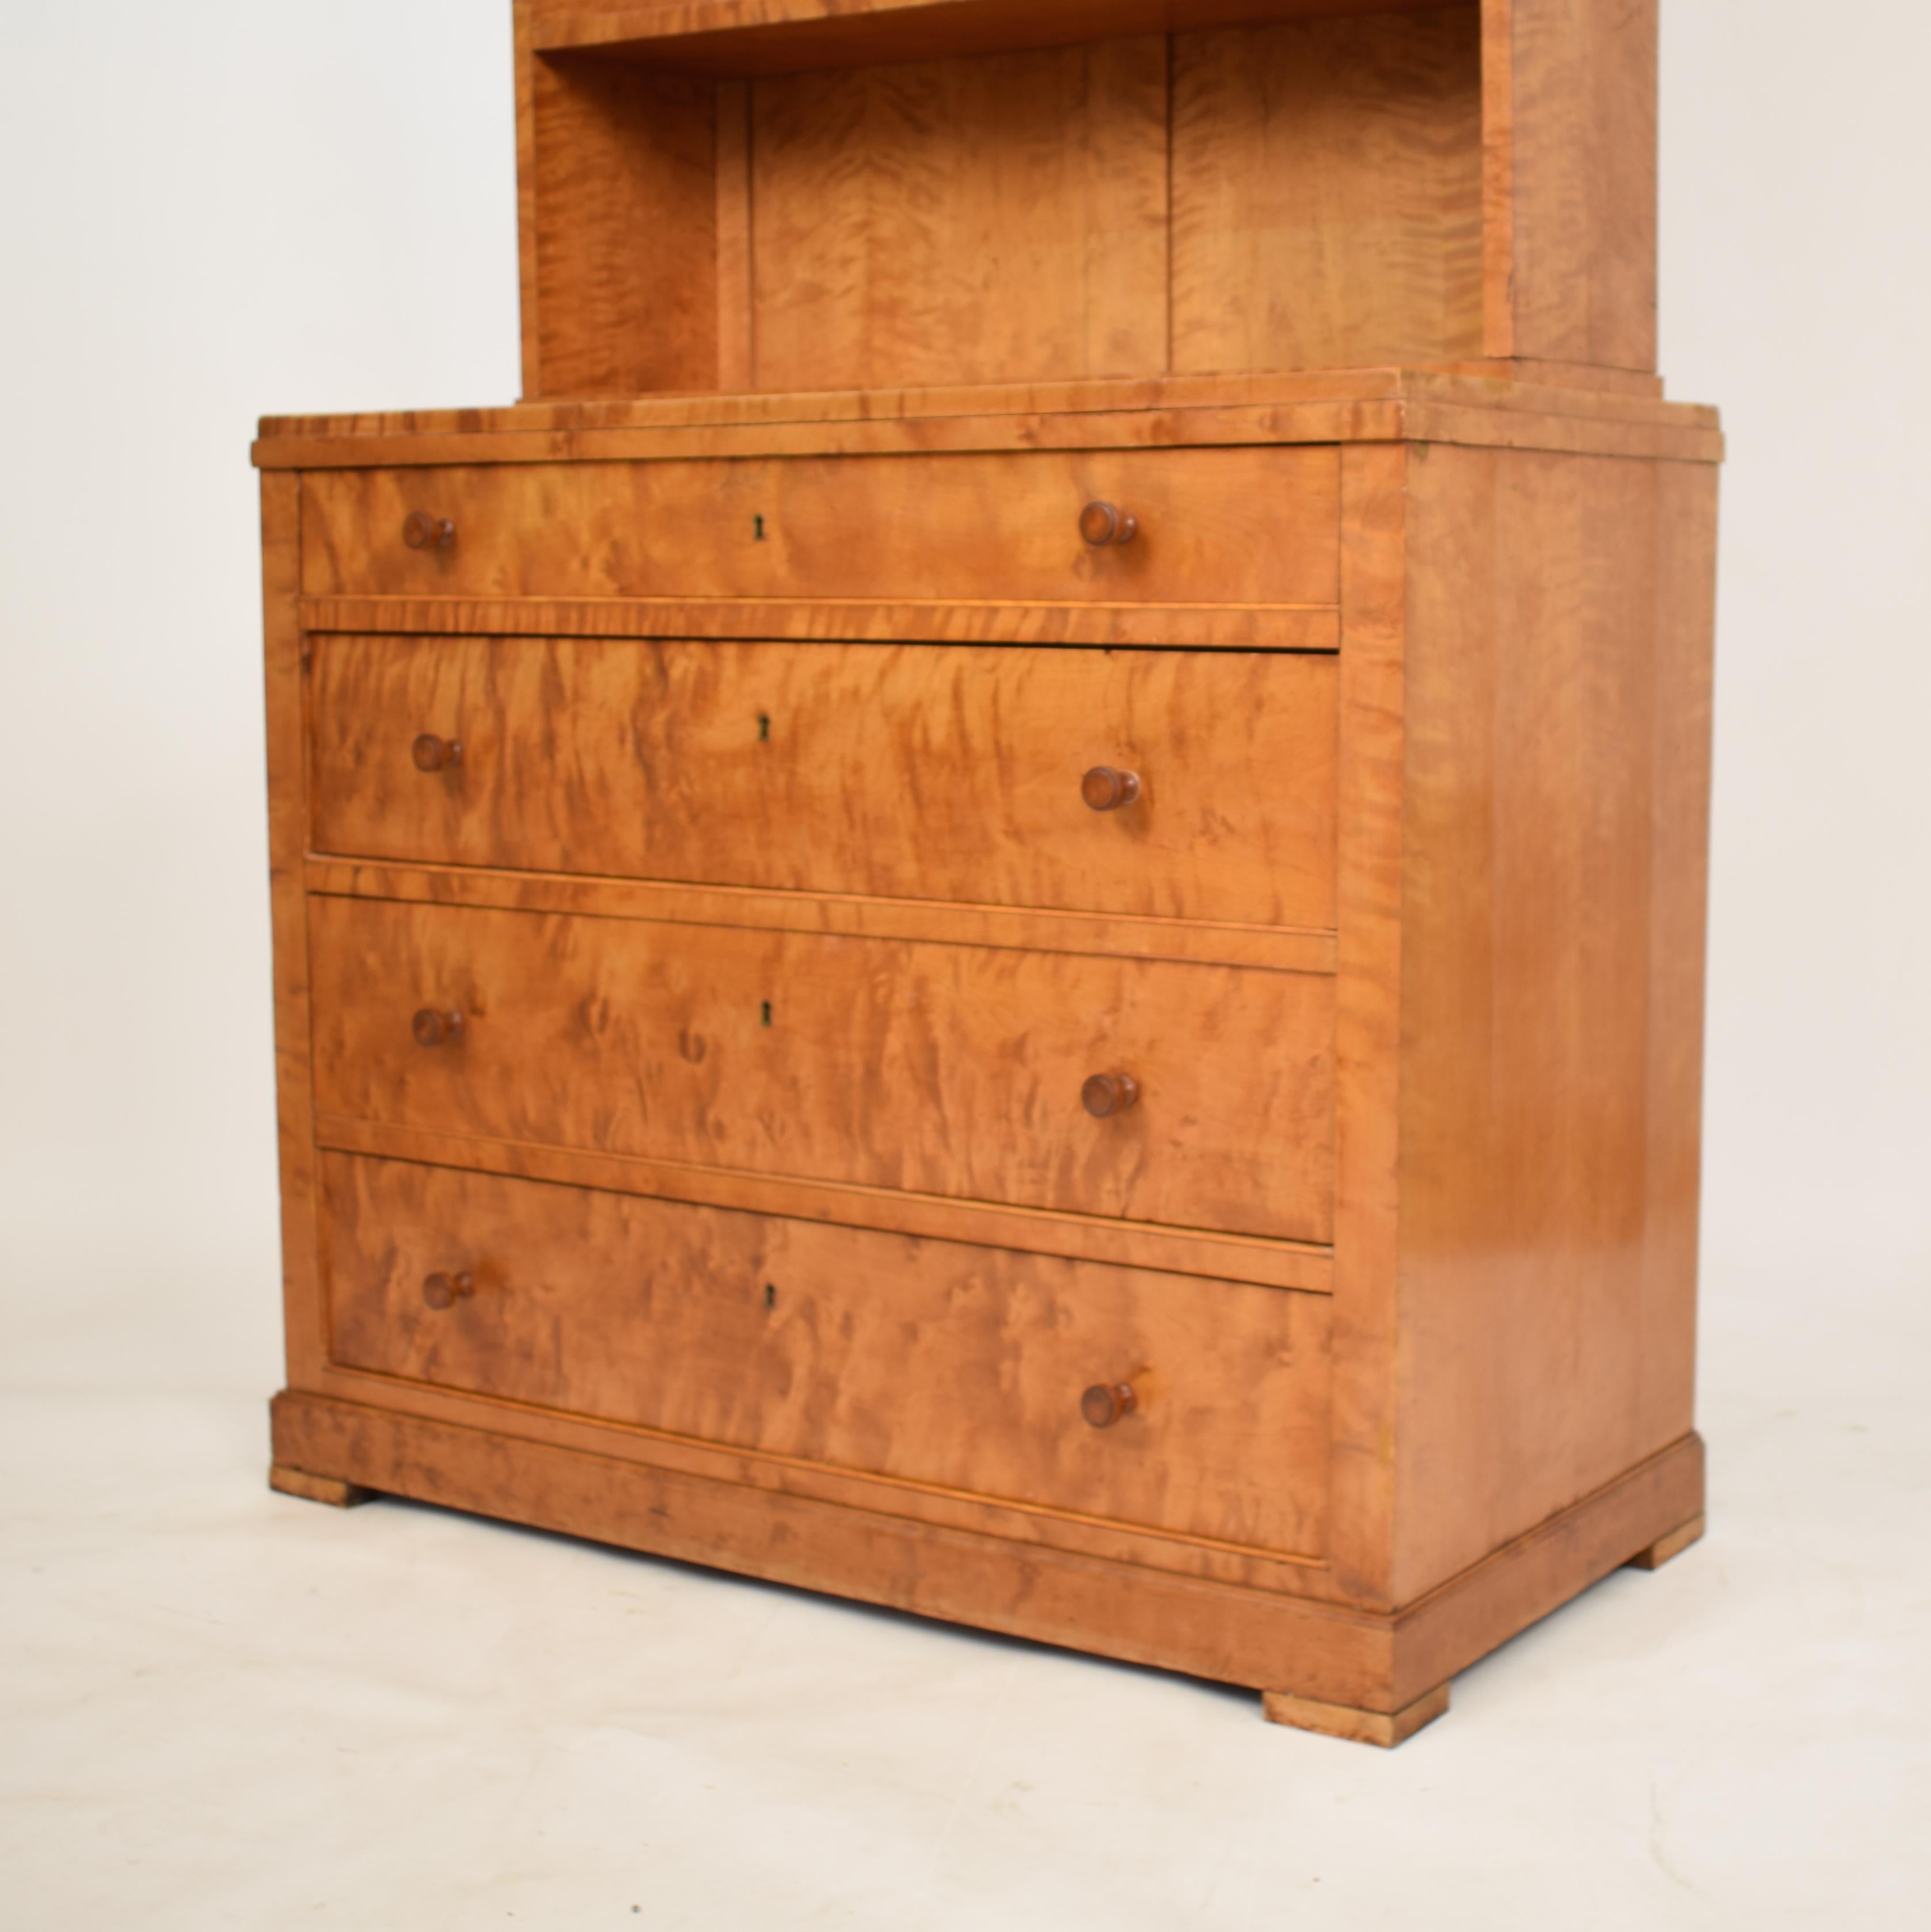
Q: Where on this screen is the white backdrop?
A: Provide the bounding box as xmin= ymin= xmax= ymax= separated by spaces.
xmin=2 ymin=3 xmax=519 ymax=1383
xmin=2 ymin=3 xmax=1927 ymax=1922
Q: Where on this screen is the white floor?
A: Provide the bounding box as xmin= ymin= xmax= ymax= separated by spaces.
xmin=4 ymin=1250 xmax=1926 ymax=1931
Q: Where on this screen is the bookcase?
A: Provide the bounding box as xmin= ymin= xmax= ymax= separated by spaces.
xmin=261 ymin=0 xmax=1719 ymax=1745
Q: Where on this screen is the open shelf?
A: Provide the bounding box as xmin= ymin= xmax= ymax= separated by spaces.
xmin=515 ymin=0 xmax=1657 ymax=400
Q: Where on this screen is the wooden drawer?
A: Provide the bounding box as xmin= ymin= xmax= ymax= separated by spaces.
xmin=310 ymin=637 xmax=1338 ymax=930
xmin=310 ymin=896 xmax=1335 ymax=1244
xmin=299 ymin=447 xmax=1340 ymax=606
xmin=322 ymin=1152 xmax=1331 ymax=1556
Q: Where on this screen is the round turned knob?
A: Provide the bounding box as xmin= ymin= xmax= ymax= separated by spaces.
xmin=411 ymin=732 xmax=464 ymax=773
xmin=1081 ymin=1382 xmax=1138 ymax=1429
xmin=421 ymin=1270 xmax=474 ymax=1311
xmin=1081 ymin=1072 xmax=1141 ymax=1118
xmin=411 ymin=1008 xmax=465 ymax=1048
xmin=1081 ymin=765 xmax=1142 ymax=812
xmin=1079 ymin=500 xmax=1138 ymax=547
xmin=402 ymin=510 xmax=457 ymax=551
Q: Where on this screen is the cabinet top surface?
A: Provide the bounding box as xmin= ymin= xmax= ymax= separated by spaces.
xmin=253 ymin=368 xmax=1721 ymax=468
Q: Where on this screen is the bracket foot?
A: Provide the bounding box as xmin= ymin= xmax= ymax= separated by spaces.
xmin=1261 ymin=1681 xmax=1450 ymax=1747
xmin=270 ymin=1463 xmax=375 ymax=1509
xmin=1626 ymin=1512 xmax=1705 ymax=1572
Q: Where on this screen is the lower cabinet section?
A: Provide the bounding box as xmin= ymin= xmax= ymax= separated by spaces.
xmin=321 ymin=1152 xmax=1332 ymax=1558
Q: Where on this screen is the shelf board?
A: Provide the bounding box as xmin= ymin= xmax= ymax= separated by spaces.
xmin=526 ymin=0 xmax=1462 ymax=76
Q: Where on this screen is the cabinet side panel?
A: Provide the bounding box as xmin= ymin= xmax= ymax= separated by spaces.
xmin=1393 ymin=442 xmax=1712 ymax=1601
xmin=1327 ymin=444 xmax=1409 ymax=1612
xmin=1489 ymin=0 xmax=1658 ymax=370
xmin=1641 ymin=460 xmax=1718 ymax=1445
xmin=530 ymin=54 xmax=719 ymax=394
xmin=262 ymin=472 xmax=325 ymax=1387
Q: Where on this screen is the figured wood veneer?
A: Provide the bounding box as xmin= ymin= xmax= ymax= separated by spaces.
xmin=749 ymin=37 xmax=1171 ymax=390
xmin=513 ymin=1 xmax=1661 ymax=396
xmin=298 ymin=446 xmax=1341 ymax=607
xmin=1170 ymin=9 xmax=1484 ymax=371
xmin=260 ymin=367 xmax=1711 ymax=449
xmin=529 ymin=54 xmax=720 ymax=394
xmin=301 ymin=596 xmax=1345 ymax=652
xmin=1484 ymin=0 xmax=1659 ymax=370
xmin=322 ymin=1152 xmax=1333 ymax=1555
xmin=309 ymin=637 xmax=1339 ymax=928
xmin=307 ymin=895 xmax=1337 ymax=1243
xmin=1392 ymin=439 xmax=1715 ymax=1597
xmin=303 ymin=859 xmax=1341 ymax=980
xmin=314 ymin=1114 xmax=1337 ymax=1296
xmin=525 ymin=9 xmax=1491 ymax=392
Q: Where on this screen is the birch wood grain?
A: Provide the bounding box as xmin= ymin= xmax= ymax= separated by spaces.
xmin=309 ymin=637 xmax=1339 ymax=929
xmin=297 ymin=446 xmax=1343 ymax=607
xmin=307 ymin=895 xmax=1338 ymax=1243
xmin=324 ymin=1151 xmax=1333 ymax=1554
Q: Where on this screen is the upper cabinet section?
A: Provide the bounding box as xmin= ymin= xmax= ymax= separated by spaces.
xmin=514 ymin=0 xmax=1658 ymax=398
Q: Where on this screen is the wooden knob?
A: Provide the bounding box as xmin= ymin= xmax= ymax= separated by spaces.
xmin=1081 ymin=766 xmax=1142 ymax=811
xmin=1081 ymin=1382 xmax=1137 ymax=1429
xmin=1081 ymin=1072 xmax=1141 ymax=1118
xmin=411 ymin=732 xmax=463 ymax=773
xmin=402 ymin=510 xmax=457 ymax=551
xmin=1079 ymin=500 xmax=1138 ymax=547
xmin=412 ymin=1008 xmax=465 ymax=1048
xmin=421 ymin=1270 xmax=474 ymax=1311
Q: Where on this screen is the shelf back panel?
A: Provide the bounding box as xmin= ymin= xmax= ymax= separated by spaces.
xmin=749 ymin=36 xmax=1172 ymax=391
xmin=1172 ymin=10 xmax=1484 ymax=371
xmin=523 ymin=5 xmax=1487 ymax=395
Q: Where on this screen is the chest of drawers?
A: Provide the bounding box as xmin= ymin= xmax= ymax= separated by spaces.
xmin=262 ymin=0 xmax=1720 ymax=1746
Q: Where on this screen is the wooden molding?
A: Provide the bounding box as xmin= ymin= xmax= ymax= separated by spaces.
xmin=311 ymin=1114 xmax=1338 ymax=1295
xmin=269 ymin=1391 xmax=1705 ymax=1720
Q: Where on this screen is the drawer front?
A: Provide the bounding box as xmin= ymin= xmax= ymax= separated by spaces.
xmin=299 ymin=447 xmax=1340 ymax=606
xmin=310 ymin=637 xmax=1338 ymax=929
xmin=310 ymin=897 xmax=1335 ymax=1243
xmin=323 ymin=1152 xmax=1331 ymax=1555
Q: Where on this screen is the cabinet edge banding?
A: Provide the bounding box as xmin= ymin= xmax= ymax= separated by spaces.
xmin=310 ymin=1359 xmax=1333 ymax=1576
xmin=303 ymin=860 xmax=1341 ymax=977
xmin=297 ymin=596 xmax=1345 ymax=651
xmin=312 ymin=1117 xmax=1337 ymax=1296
